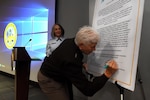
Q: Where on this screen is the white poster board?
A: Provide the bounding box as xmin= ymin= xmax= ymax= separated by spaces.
xmin=87 ymin=0 xmax=144 ymax=91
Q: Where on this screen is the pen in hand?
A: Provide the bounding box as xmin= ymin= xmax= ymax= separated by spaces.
xmin=103 ymin=62 xmax=125 ymax=71
xmin=103 ymin=64 xmax=109 ymax=69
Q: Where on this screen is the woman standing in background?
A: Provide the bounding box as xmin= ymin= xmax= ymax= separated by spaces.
xmin=46 ymin=24 xmax=65 ymax=57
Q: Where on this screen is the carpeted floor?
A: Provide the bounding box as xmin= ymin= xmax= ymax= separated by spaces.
xmin=0 ymin=71 xmax=48 ymax=100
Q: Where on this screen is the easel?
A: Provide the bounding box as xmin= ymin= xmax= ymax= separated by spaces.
xmin=115 ymin=81 xmax=124 ymax=100
xmin=137 ymin=67 xmax=146 ymax=100
xmin=115 ymin=67 xmax=146 ymax=100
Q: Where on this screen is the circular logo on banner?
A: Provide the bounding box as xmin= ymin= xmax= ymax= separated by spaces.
xmin=4 ymin=22 xmax=17 ymax=49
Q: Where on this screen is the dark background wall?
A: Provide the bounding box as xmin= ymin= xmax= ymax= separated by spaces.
xmin=55 ymin=0 xmax=89 ymax=38
xmin=138 ymin=0 xmax=150 ymax=99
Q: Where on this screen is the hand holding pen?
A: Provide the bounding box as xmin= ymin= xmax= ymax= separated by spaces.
xmin=104 ymin=59 xmax=118 ymax=78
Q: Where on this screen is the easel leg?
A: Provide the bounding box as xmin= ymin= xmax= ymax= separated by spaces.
xmin=137 ymin=67 xmax=146 ymax=100
xmin=115 ymin=81 xmax=124 ymax=100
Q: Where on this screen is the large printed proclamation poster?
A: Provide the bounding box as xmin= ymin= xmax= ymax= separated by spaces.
xmin=87 ymin=0 xmax=144 ymax=91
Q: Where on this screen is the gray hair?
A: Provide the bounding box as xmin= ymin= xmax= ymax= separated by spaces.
xmin=75 ymin=26 xmax=100 ymax=45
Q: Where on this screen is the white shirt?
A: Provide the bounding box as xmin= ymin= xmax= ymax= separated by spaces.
xmin=46 ymin=37 xmax=65 ymax=57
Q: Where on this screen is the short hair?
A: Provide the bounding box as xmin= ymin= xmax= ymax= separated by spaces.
xmin=51 ymin=24 xmax=65 ymax=38
xmin=75 ymin=26 xmax=100 ymax=45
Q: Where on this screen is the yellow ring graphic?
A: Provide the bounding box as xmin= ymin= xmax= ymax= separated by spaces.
xmin=4 ymin=22 xmax=17 ymax=49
